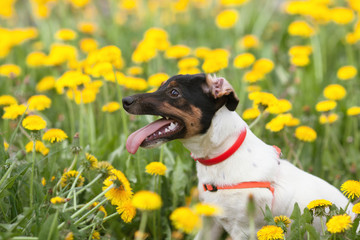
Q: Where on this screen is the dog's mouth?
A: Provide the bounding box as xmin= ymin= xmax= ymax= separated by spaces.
xmin=126 ymin=116 xmax=184 ymax=154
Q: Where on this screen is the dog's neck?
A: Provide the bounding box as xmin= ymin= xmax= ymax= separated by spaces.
xmin=181 ymin=106 xmax=248 ymax=159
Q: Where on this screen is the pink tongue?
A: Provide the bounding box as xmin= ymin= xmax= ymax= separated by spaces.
xmin=126 ymin=119 xmax=173 ymax=154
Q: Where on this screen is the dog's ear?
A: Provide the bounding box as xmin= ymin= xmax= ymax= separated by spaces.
xmin=204 ymin=74 xmax=239 ymax=111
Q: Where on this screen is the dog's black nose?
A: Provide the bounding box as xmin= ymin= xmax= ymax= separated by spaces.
xmin=122 ymin=96 xmax=134 ymax=108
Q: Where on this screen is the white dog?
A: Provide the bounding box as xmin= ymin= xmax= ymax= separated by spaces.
xmin=122 ymin=74 xmax=352 ymax=239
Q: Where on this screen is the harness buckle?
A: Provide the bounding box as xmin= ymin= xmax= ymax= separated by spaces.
xmin=204 ymin=184 xmax=218 ymax=192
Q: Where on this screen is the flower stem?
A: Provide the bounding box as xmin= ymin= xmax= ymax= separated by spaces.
xmin=249 ymin=111 xmax=263 ymax=129
xmin=58 ymin=184 xmax=114 ymax=230
xmin=62 ymin=167 xmax=84 ymax=211
xmin=136 ymin=211 xmax=148 ymax=240
xmin=0 ymin=161 xmax=16 ymax=190
xmin=103 ymin=212 xmax=119 ymax=222
xmin=47 ymin=209 xmax=59 ymax=240
xmin=30 ymin=139 xmax=36 ymax=209
xmin=76 ymin=174 xmax=102 ymax=195
xmin=74 ymin=198 xmax=107 ymax=226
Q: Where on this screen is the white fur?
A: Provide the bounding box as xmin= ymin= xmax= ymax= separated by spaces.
xmin=180 ymin=106 xmax=352 ymax=239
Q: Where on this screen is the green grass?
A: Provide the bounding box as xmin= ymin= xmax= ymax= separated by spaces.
xmin=0 ymin=0 xmax=359 ymax=239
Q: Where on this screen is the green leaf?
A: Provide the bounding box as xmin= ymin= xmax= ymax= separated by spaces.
xmin=305 ymin=223 xmax=320 ymax=240
xmin=0 ymin=134 xmax=8 ymax=164
xmin=38 ymin=213 xmax=59 ymax=240
xmin=262 ymin=205 xmax=275 ymax=225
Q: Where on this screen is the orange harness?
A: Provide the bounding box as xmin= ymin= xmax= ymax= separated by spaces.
xmin=203 ymin=181 xmax=275 ymax=197
xmin=192 ymin=128 xmax=281 ymax=197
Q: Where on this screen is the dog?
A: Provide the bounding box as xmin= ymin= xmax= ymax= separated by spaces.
xmin=122 ymin=73 xmax=352 ymax=239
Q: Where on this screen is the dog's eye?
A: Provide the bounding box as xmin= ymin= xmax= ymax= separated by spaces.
xmin=170 ymin=89 xmax=180 ymax=98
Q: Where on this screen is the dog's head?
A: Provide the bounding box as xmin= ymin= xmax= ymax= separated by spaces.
xmin=123 ymin=73 xmax=239 ymax=154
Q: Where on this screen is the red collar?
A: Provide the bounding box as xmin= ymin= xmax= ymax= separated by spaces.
xmin=191 ymin=128 xmax=247 ymax=166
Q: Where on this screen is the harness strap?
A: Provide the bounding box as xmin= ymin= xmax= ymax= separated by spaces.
xmin=203 ymin=181 xmax=275 ymax=197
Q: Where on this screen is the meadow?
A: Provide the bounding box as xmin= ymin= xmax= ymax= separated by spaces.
xmin=0 ymin=0 xmax=360 ymax=239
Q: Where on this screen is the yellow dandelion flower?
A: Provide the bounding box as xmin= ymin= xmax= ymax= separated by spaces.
xmin=265 ymin=114 xmax=293 ymax=132
xmin=307 ymin=199 xmax=332 ymax=210
xmin=132 ymin=190 xmax=162 ymax=211
xmin=288 ymin=20 xmax=315 ymax=38
xmin=178 ymin=57 xmax=199 ymax=69
xmin=55 ymin=28 xmax=77 ymax=41
xmin=79 ymin=38 xmax=98 ymax=53
xmin=267 ymin=99 xmax=292 ymax=114
xmin=341 ymin=180 xmax=360 ymax=199
xmin=288 ymin=45 xmax=312 ymax=57
xmin=85 ymin=153 xmax=98 ymax=169
xmin=331 ymin=7 xmax=354 ymax=25
xmin=178 ymin=67 xmax=201 ymax=75
xmin=242 ymin=107 xmax=260 ymax=120
xmin=337 ymin=65 xmax=357 ymax=80
xmin=257 ymin=225 xmax=284 ymax=240
xmin=77 ymin=22 xmax=97 ymax=34
xmin=92 ymin=231 xmax=100 ymax=240
xmin=97 ymin=45 xmax=123 ymax=69
xmin=144 ymin=27 xmax=170 ymax=51
xmin=349 ymin=0 xmax=360 ymax=12
xmin=116 ymin=199 xmax=137 ymax=223
xmin=170 ymin=207 xmax=201 ymax=234
xmin=41 ymin=177 xmax=46 ymax=186
xmin=246 ymin=85 xmax=262 ymax=92
xmin=50 ymin=196 xmax=67 ymax=204
xmin=98 ymin=161 xmax=115 ymax=178
xmin=0 ymin=64 xmax=21 ymax=77
xmin=323 ymin=84 xmax=346 ymax=100
xmin=239 ymin=34 xmax=259 ymax=49
xmin=36 ymin=76 xmax=56 ymax=92
xmin=42 ymin=128 xmax=68 ymax=143
xmin=102 ymin=102 xmax=121 ymax=113
xmin=194 ymin=203 xmax=221 ymax=216
xmin=103 ymin=169 xmax=133 ymax=205
xmin=127 ymin=66 xmax=143 ymax=76
xmin=253 ymin=58 xmax=274 ymax=75
xmin=0 ymin=95 xmax=17 ymax=106
xmin=132 ymin=40 xmax=157 ymax=63
xmin=233 ymin=53 xmax=256 ymax=69
xmin=243 ymin=70 xmax=264 ymax=83
xmin=60 ymin=170 xmax=85 ymax=189
xmin=65 ymin=232 xmax=74 ymax=240
xmin=4 ymin=141 xmax=9 ymax=151
xmin=315 ymin=100 xmax=337 ymax=112
xmin=194 ymin=47 xmax=211 ymax=59
xmin=22 ymin=115 xmax=46 ymax=131
xmin=148 ymin=73 xmax=169 ymax=87
xmin=116 ymin=200 xmax=136 ymax=223
xmin=347 ymin=106 xmax=360 ymax=116
xmin=123 ymin=76 xmax=148 ymax=91
xmin=326 ymin=214 xmax=352 ymax=234
xmin=25 ymin=141 xmax=49 ymax=156
xmin=248 ymin=92 xmax=278 ymax=109
xmin=27 ymin=95 xmax=51 ymax=111
xmin=26 ymin=51 xmax=47 ymax=67
xmin=2 ymin=104 xmax=27 ymax=120
xmin=274 ymin=216 xmax=291 ymax=228
xmin=165 ymin=45 xmax=191 ymax=59
xmin=145 ymin=162 xmax=167 ymax=176
xmin=202 ymin=49 xmax=229 ymax=73
xmin=319 ymin=113 xmax=338 ymax=125
xmin=221 ymin=0 xmax=249 ymax=6
xmin=290 ymin=55 xmax=310 ymax=67
xmin=352 ymin=202 xmax=360 ymax=214
xmin=295 ymin=126 xmax=317 ymax=142
xmin=215 ymin=9 xmax=239 ymax=29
